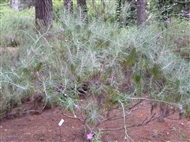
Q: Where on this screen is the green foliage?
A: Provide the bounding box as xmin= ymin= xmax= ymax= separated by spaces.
xmin=92 ymin=129 xmax=102 ymax=142
xmin=125 ymin=48 xmax=137 ymax=66
xmin=19 ymin=0 xmax=35 ymax=10
xmin=52 ymin=0 xmax=64 ymax=21
xmin=87 ymin=0 xmax=117 ymax=22
xmin=0 ymin=4 xmax=190 ymax=132
xmin=0 ymin=0 xmax=10 ymax=5
xmin=0 ymin=7 xmax=35 ymax=47
xmin=149 ymin=0 xmax=190 ymax=28
xmin=151 ymin=64 xmax=162 ymax=79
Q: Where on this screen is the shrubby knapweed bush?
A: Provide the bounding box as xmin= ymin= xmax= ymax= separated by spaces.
xmin=0 ymin=6 xmax=190 ymax=141
xmin=55 ymin=14 xmax=190 ymax=140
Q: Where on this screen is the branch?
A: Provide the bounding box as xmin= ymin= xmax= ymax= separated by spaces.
xmin=101 ymin=112 xmax=157 ymax=133
xmin=128 ymin=100 xmax=143 ymax=110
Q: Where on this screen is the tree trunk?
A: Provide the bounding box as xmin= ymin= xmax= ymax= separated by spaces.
xmin=137 ymin=0 xmax=146 ymax=27
xmin=77 ymin=0 xmax=88 ymax=23
xmin=64 ymin=0 xmax=73 ymax=13
xmin=35 ymin=0 xmax=53 ymax=31
xmin=12 ymin=0 xmax=19 ymax=11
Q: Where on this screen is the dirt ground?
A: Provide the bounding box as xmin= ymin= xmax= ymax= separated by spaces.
xmin=1 ymin=100 xmax=190 ymax=142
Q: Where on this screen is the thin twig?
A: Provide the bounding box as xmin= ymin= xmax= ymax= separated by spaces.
xmin=119 ymin=100 xmax=134 ymax=142
xmin=128 ymin=100 xmax=143 ymax=110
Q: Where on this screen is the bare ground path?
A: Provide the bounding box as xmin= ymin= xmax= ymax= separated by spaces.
xmin=1 ymin=103 xmax=190 ymax=142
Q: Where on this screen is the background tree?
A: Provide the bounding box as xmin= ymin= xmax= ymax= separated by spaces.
xmin=137 ymin=0 xmax=146 ymax=27
xmin=149 ymin=0 xmax=190 ymax=26
xmin=11 ymin=0 xmax=19 ymax=11
xmin=35 ymin=0 xmax=53 ymax=31
xmin=77 ymin=0 xmax=88 ymax=23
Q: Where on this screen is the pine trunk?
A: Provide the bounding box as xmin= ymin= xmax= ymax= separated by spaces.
xmin=77 ymin=0 xmax=88 ymax=23
xmin=12 ymin=0 xmax=19 ymax=11
xmin=35 ymin=0 xmax=53 ymax=31
xmin=137 ymin=0 xmax=146 ymax=27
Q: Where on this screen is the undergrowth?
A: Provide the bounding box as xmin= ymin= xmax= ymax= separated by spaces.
xmin=0 ymin=6 xmax=190 ymax=141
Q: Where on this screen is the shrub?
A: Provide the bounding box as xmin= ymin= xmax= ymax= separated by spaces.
xmin=0 ymin=6 xmax=190 ymax=140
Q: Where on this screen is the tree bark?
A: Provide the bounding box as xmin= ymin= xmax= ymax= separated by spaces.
xmin=64 ymin=0 xmax=73 ymax=13
xmin=12 ymin=0 xmax=19 ymax=11
xmin=35 ymin=0 xmax=53 ymax=31
xmin=137 ymin=0 xmax=146 ymax=27
xmin=77 ymin=0 xmax=88 ymax=23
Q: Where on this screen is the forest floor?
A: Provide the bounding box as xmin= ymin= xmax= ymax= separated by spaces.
xmin=1 ymin=99 xmax=190 ymax=142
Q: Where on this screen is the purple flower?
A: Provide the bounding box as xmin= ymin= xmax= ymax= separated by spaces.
xmin=166 ymin=18 xmax=170 ymax=24
xmin=179 ymin=37 xmax=184 ymax=40
xmin=9 ymin=35 xmax=13 ymax=39
xmin=157 ymin=35 xmax=163 ymax=39
xmin=187 ymin=13 xmax=190 ymax=17
xmin=87 ymin=133 xmax=93 ymax=140
xmin=179 ymin=105 xmax=183 ymax=111
xmin=61 ymin=28 xmax=65 ymax=32
xmin=182 ymin=30 xmax=185 ymax=33
xmin=75 ymin=105 xmax=79 ymax=109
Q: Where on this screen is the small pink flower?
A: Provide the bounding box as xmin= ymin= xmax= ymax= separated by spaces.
xmin=87 ymin=133 xmax=93 ymax=140
xmin=157 ymin=35 xmax=163 ymax=39
xmin=25 ymin=16 xmax=28 ymax=19
xmin=179 ymin=105 xmax=183 ymax=111
xmin=75 ymin=105 xmax=79 ymax=109
xmin=166 ymin=18 xmax=170 ymax=24
xmin=179 ymin=37 xmax=184 ymax=40
xmin=187 ymin=13 xmax=190 ymax=17
xmin=9 ymin=35 xmax=13 ymax=39
xmin=61 ymin=28 xmax=65 ymax=32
